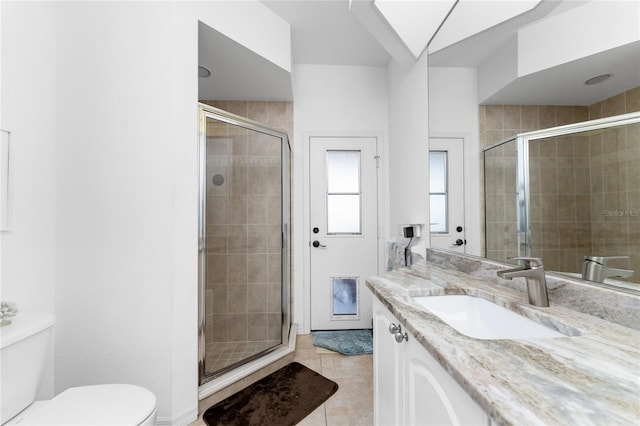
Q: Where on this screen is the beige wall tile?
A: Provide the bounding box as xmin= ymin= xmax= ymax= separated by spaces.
xmin=228 ymin=195 xmax=248 ymax=224
xmin=485 ymin=105 xmax=503 ymax=130
xmin=267 ymin=101 xmax=287 ymax=129
xmin=227 ymin=254 xmax=248 ymax=283
xmin=267 ymin=283 xmax=282 ymax=313
xmin=626 ymin=86 xmax=640 ymax=112
xmin=539 ymin=106 xmax=556 ymax=128
xmin=206 ymin=235 xmax=227 ymax=255
xmin=248 ymin=166 xmax=268 ymax=195
xmin=227 ymin=225 xmax=248 ymax=253
xmin=503 ymin=105 xmax=521 ymax=130
xmin=247 ymin=101 xmax=268 ymax=123
xmin=247 ymin=224 xmax=268 ymax=254
xmin=602 ymin=92 xmax=626 ymax=117
xmin=247 ymin=313 xmax=268 ymax=341
xmin=267 ymin=254 xmax=282 ymax=283
xmin=247 ymin=195 xmax=268 ymax=224
xmin=267 ymin=313 xmax=281 ymax=340
xmin=228 ymin=286 xmax=248 ymax=314
xmin=521 ymin=105 xmax=539 ymax=131
xmin=556 ymin=106 xmax=575 ymax=126
xmin=248 ymin=284 xmax=268 ymax=313
xmin=212 ymin=286 xmax=227 ymax=314
xmin=589 ymin=101 xmax=603 ymax=120
xmin=248 ymin=254 xmax=268 ymax=283
xmin=207 ymin=255 xmax=227 ymax=284
xmin=206 ymin=195 xmax=227 ymax=225
xmin=227 ymin=314 xmax=248 ymax=341
xmin=227 ymin=101 xmax=248 ymax=118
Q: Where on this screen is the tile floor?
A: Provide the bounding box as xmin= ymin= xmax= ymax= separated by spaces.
xmin=191 ymin=334 xmax=374 ymax=425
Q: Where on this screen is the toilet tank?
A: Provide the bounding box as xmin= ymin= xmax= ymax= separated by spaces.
xmin=0 ymin=313 xmax=55 ymax=424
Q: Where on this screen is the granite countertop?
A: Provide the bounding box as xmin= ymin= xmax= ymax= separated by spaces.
xmin=366 ymin=261 xmax=640 ymax=426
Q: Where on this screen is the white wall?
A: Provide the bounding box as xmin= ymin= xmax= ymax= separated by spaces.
xmin=0 ymin=0 xmax=58 ymax=398
xmin=1 ymin=1 xmax=291 ymax=425
xmin=387 ymin=55 xmax=430 ymax=252
xmin=518 ymin=0 xmax=640 ymax=77
xmin=291 ymin=64 xmax=389 ymax=333
xmin=428 ymin=67 xmax=481 ymax=256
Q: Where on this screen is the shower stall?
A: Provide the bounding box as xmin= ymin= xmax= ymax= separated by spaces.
xmin=198 ymin=103 xmax=291 ymax=386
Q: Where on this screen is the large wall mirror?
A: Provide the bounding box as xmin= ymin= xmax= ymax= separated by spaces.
xmin=423 ymin=0 xmax=640 ymax=296
xmin=484 ymin=111 xmax=640 ymax=293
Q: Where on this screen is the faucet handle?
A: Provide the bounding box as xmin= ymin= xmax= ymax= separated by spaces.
xmin=509 ymin=256 xmax=543 ymax=267
xmin=584 ymin=255 xmax=629 ymax=265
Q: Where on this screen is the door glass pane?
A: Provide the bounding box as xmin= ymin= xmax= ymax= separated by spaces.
xmin=326 ymin=150 xmax=361 ymax=235
xmin=430 ymin=194 xmax=447 ymax=233
xmin=327 ymin=194 xmax=361 ymax=234
xmin=429 ymin=151 xmax=448 ymax=234
xmin=429 ymin=151 xmax=447 ymax=192
xmin=327 ymin=150 xmax=360 ymax=193
xmin=332 ymin=277 xmax=358 ymax=316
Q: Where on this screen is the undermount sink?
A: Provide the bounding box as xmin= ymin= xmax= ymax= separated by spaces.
xmin=412 ymin=295 xmax=566 ymax=340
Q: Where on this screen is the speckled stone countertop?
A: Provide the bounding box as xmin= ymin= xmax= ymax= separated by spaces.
xmin=366 ymin=260 xmax=640 ymax=426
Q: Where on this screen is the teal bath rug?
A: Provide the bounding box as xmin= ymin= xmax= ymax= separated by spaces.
xmin=312 ymin=329 xmax=373 ymax=355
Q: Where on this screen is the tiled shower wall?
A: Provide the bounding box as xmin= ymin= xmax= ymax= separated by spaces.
xmin=481 ymin=86 xmax=640 ymax=280
xmin=200 ymin=101 xmax=293 ymax=344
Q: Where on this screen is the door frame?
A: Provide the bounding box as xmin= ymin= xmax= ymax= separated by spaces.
xmin=428 ymin=133 xmax=482 ymax=257
xmin=428 ymin=136 xmax=466 ymax=253
xmin=302 ymin=132 xmax=386 ymax=334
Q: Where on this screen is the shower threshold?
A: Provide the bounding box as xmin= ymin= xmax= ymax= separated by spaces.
xmin=198 ymin=324 xmax=297 ymax=401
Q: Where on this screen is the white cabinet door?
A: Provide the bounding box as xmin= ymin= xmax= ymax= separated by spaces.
xmin=373 ymin=298 xmax=404 ymax=426
xmin=405 ymin=335 xmax=488 ymax=426
xmin=373 ymin=298 xmax=489 ymax=426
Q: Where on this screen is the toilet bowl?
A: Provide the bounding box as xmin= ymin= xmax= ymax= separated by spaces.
xmin=1 ymin=313 xmax=157 ymax=426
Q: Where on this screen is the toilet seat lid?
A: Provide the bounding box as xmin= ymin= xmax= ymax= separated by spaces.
xmin=20 ymin=384 xmax=157 ymax=425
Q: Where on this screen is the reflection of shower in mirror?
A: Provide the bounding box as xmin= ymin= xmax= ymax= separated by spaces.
xmin=483 ymin=111 xmax=640 ymax=293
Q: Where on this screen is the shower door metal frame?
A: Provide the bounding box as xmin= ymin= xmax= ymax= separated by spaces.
xmin=197 ymin=103 xmax=291 ymax=385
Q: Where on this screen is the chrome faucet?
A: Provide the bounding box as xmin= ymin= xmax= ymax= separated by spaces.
xmin=497 ymin=257 xmax=549 ymax=307
xmin=582 ymin=256 xmax=634 ymax=283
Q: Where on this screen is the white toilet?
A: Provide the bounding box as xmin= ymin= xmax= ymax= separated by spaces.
xmin=0 ymin=313 xmax=157 ymax=425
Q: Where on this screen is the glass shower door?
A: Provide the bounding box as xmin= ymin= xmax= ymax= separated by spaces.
xmin=198 ymin=104 xmax=290 ymax=383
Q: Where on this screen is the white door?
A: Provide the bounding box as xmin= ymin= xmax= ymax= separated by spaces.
xmin=429 ymin=138 xmax=466 ymax=253
xmin=309 ymin=137 xmax=378 ymax=330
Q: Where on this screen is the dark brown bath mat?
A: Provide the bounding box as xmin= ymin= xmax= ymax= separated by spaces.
xmin=203 ymin=362 xmax=338 ymax=426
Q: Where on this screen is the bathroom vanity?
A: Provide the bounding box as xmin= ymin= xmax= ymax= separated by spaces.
xmin=367 ymin=250 xmax=640 ymax=425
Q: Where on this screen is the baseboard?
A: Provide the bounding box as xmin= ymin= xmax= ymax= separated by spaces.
xmin=155 ymin=403 xmax=198 ymax=426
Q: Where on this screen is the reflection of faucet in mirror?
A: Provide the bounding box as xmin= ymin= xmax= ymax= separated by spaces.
xmin=497 ymin=257 xmax=549 ymax=307
xmin=582 ymin=256 xmax=634 ymax=283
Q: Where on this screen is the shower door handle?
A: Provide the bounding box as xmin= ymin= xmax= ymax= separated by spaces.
xmin=312 ymin=240 xmax=326 ymax=248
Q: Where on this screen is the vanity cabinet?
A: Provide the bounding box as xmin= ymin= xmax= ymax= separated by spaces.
xmin=373 ymin=298 xmax=489 ymax=426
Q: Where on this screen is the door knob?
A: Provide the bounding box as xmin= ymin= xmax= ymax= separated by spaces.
xmin=312 ymin=240 xmax=326 ymax=248
xmin=453 ymin=239 xmax=465 ymax=246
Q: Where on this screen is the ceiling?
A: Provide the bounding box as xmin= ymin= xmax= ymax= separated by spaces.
xmin=199 ymin=0 xmax=640 ymax=106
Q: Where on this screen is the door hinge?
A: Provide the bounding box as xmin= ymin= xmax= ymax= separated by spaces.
xmin=374 ymin=155 xmax=380 ymax=168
